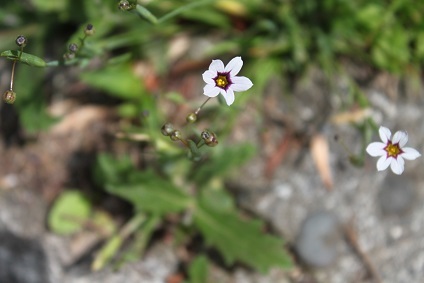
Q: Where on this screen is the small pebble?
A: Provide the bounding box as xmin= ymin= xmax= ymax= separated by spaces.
xmin=295 ymin=211 xmax=341 ymax=268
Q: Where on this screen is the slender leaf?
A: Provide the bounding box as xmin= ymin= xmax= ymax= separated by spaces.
xmin=1 ymin=50 xmax=46 ymax=67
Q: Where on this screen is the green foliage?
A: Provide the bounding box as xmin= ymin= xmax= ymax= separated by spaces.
xmin=80 ymin=64 xmax=145 ymax=100
xmin=105 ymin=170 xmax=192 ymax=215
xmin=48 ymin=190 xmax=91 ymax=235
xmin=191 ymin=144 xmax=256 ymax=184
xmin=94 ymin=146 xmax=292 ymax=273
xmin=194 ymin=202 xmax=292 ymax=272
xmin=188 ymin=255 xmax=209 ymax=283
xmin=1 ymin=50 xmax=46 ymax=67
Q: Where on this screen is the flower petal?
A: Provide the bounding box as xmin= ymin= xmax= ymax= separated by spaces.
xmin=221 ymin=88 xmax=235 ymax=106
xmin=224 ymin=56 xmax=243 ymax=76
xmin=401 ymin=147 xmax=421 ymax=160
xmin=231 ymin=76 xmax=253 ymax=92
xmin=203 ymin=84 xmax=220 ymax=97
xmin=379 ymin=126 xmax=391 ymax=144
xmin=209 ymin=59 xmax=224 ymax=73
xmin=390 ymin=157 xmax=404 ymax=175
xmin=366 ymin=142 xmax=386 ymax=157
xmin=392 ymin=130 xmax=407 ymax=145
xmin=202 ymin=70 xmax=216 ymax=84
xmin=376 ymin=155 xmax=391 ymax=171
xmin=398 ymin=131 xmax=408 ymax=147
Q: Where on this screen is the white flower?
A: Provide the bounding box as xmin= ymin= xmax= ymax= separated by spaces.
xmin=366 ymin=126 xmax=421 ymax=175
xmin=202 ymin=56 xmax=253 ymax=106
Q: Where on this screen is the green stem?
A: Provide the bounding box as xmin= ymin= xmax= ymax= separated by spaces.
xmin=158 ymin=0 xmax=215 ymax=23
xmin=136 ymin=0 xmax=215 ymax=24
xmin=91 ymin=213 xmax=146 ymax=271
xmin=196 ymin=139 xmax=206 ymax=148
xmin=10 ymin=60 xmax=17 ymax=90
xmin=195 ymin=97 xmax=211 ymax=115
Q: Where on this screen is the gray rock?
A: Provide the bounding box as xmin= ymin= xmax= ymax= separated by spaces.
xmin=0 ymin=230 xmax=49 ymax=283
xmin=295 ymin=211 xmax=341 ymax=268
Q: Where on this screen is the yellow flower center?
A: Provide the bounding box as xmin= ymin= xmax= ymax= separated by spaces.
xmin=385 ymin=142 xmax=401 ymax=157
xmin=215 ymin=75 xmax=229 ymax=88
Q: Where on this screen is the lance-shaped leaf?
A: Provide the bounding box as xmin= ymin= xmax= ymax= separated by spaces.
xmin=106 ymin=170 xmax=192 ymax=215
xmin=1 ymin=50 xmax=46 ymax=67
xmin=193 ymin=201 xmax=292 ymax=272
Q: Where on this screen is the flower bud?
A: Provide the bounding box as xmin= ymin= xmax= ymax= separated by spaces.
xmin=186 ymin=113 xmax=197 ymax=123
xmin=68 ymin=43 xmax=79 ymax=53
xmin=161 ymin=122 xmax=174 ymax=136
xmin=3 ymin=90 xmax=16 ymax=104
xmin=119 ymin=0 xmax=136 ymax=11
xmin=170 ymin=130 xmax=182 ymax=141
xmin=84 ymin=24 xmax=95 ymax=36
xmin=15 ymin=35 xmax=27 ymax=47
xmin=201 ymin=130 xmax=218 ymax=147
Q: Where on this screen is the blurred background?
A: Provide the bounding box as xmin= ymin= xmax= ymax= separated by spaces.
xmin=0 ymin=0 xmax=424 ymax=282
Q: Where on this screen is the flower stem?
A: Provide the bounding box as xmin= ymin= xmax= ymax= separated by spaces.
xmin=178 ymin=138 xmax=189 ymax=147
xmin=10 ymin=60 xmax=17 ymax=91
xmin=195 ymin=97 xmax=211 ymax=115
xmin=196 ymin=139 xmax=205 ymax=148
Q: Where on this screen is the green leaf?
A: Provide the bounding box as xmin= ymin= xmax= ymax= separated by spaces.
xmin=92 ymin=213 xmax=146 ymax=271
xmin=187 ymin=139 xmax=202 ymax=162
xmin=117 ymin=214 xmax=160 ymax=266
xmin=194 ymin=202 xmax=292 ymax=272
xmin=106 ymin=170 xmax=192 ymax=215
xmin=135 ymin=5 xmax=159 ymax=24
xmin=188 ymin=255 xmax=209 ymax=283
xmin=416 ymin=31 xmax=424 ymax=59
xmin=92 ymin=235 xmax=122 ymax=271
xmin=191 ymin=144 xmax=255 ymax=184
xmin=79 ymin=64 xmax=145 ymax=99
xmin=355 ymin=4 xmax=383 ymax=31
xmin=19 ymin=101 xmax=58 ymax=132
xmin=48 ymin=191 xmax=92 ymax=235
xmin=371 ymin=26 xmax=410 ymax=72
xmin=1 ymin=50 xmax=46 ymax=67
xmin=199 ymin=188 xmax=235 ymax=214
xmin=31 ymin=0 xmax=68 ymax=12
xmin=93 ymin=153 xmax=134 ymax=187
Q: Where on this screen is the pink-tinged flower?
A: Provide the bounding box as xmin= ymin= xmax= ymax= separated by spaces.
xmin=366 ymin=126 xmax=421 ymax=175
xmin=202 ymin=56 xmax=253 ymax=106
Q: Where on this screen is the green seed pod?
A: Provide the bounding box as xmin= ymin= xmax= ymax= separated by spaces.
xmin=3 ymin=90 xmax=16 ymax=104
xmin=68 ymin=43 xmax=78 ymax=53
xmin=84 ymin=24 xmax=95 ymax=36
xmin=186 ymin=113 xmax=197 ymax=123
xmin=170 ymin=130 xmax=182 ymax=141
xmin=201 ymin=130 xmax=218 ymax=147
xmin=161 ymin=122 xmax=174 ymax=136
xmin=15 ymin=35 xmax=27 ymax=47
xmin=119 ymin=0 xmax=136 ymax=11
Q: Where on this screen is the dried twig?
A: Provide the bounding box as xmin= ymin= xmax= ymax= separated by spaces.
xmin=343 ymin=219 xmax=383 ymax=283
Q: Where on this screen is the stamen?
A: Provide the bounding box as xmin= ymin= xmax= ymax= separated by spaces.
xmin=385 ymin=142 xmax=401 ymax=157
xmin=215 ymin=74 xmax=229 ymax=88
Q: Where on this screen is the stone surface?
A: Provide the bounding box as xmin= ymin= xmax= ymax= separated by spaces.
xmin=295 ymin=211 xmax=341 ymax=268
